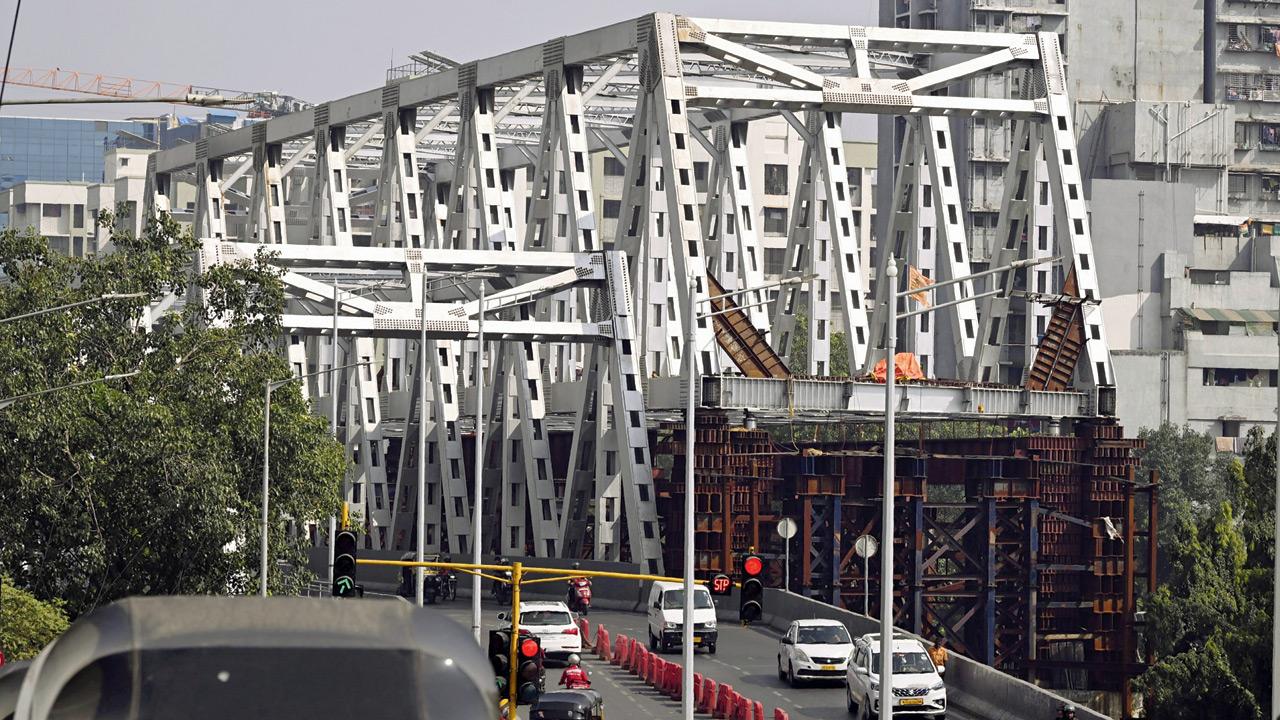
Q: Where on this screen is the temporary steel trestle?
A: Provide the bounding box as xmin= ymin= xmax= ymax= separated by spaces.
xmin=149 ymin=15 xmax=1119 ymax=582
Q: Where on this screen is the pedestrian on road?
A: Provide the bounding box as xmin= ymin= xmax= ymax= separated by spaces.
xmin=927 ymin=638 xmax=948 ymax=669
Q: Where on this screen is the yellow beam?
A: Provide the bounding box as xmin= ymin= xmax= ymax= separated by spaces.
xmin=356 ymin=558 xmax=712 ymax=586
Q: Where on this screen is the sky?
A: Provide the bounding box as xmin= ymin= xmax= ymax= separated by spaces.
xmin=0 ymin=0 xmax=878 ymax=135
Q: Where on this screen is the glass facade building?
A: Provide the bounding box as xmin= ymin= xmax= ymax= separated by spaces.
xmin=0 ymin=116 xmax=157 ymax=192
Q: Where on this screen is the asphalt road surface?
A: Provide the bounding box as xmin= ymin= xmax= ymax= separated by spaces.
xmin=425 ymin=598 xmax=981 ymax=720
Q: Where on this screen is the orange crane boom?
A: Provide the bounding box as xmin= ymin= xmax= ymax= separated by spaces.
xmin=0 ymin=66 xmax=309 ymax=117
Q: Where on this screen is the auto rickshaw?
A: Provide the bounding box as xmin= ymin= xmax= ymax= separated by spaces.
xmin=529 ymin=689 xmax=604 ymax=720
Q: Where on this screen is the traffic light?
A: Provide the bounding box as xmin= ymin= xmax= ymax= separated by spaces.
xmin=488 ymin=629 xmax=511 ymax=696
xmin=332 ymin=530 xmax=359 ymax=597
xmin=515 ymin=634 xmax=544 ymax=705
xmin=739 ymin=553 xmax=764 ymax=624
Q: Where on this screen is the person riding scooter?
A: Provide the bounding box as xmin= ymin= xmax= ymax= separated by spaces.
xmin=558 ymin=654 xmax=591 ymax=690
xmin=566 ymin=562 xmax=592 ymax=615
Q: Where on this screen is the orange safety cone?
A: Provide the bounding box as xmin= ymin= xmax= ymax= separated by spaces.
xmin=752 ymin=700 xmax=765 ymax=720
xmin=693 ymin=673 xmax=703 ymax=706
xmin=714 ymin=683 xmax=734 ymax=719
xmin=701 ymin=678 xmax=719 ymax=714
xmin=773 ymin=709 xmax=790 ymax=720
xmin=617 ymin=635 xmax=631 ymax=669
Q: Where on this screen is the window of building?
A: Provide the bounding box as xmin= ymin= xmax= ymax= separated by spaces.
xmin=1263 ymin=124 xmax=1280 ymax=149
xmin=41 ymin=204 xmax=62 ymax=218
xmin=119 ymin=156 xmax=130 ymax=167
xmin=603 ymin=156 xmax=626 ymax=177
xmin=1263 ymin=174 xmax=1280 ymax=198
xmin=764 ymin=248 xmax=785 ymax=275
xmin=694 ymin=161 xmax=709 ymax=194
xmin=602 ymin=199 xmax=621 ymax=219
xmin=1237 ymin=122 xmax=1254 ymax=149
xmin=72 ymin=204 xmax=84 ymax=229
xmin=763 ymin=164 xmax=788 ymax=196
xmin=1228 ymin=24 xmax=1255 ymax=52
xmin=1229 ymin=173 xmax=1250 ymax=198
xmin=1202 ymin=367 xmax=1277 ymax=388
xmin=763 ymin=207 xmax=788 ymax=235
xmin=846 ymin=168 xmax=862 ymax=200
xmin=1264 ymin=26 xmax=1280 ymax=53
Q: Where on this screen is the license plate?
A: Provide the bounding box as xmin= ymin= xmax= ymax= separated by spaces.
xmin=821 ymin=665 xmax=836 ymax=671
xmin=694 ymin=635 xmax=703 ymax=643
xmin=900 ymin=698 xmax=924 ymax=706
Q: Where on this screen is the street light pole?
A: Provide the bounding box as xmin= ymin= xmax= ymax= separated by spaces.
xmin=880 ymin=257 xmax=898 ymax=720
xmin=1273 ymin=274 xmax=1279 ymax=720
xmin=260 ymin=360 xmax=369 ymax=597
xmin=683 ymin=277 xmax=697 ymax=720
xmin=875 ymin=253 xmax=1052 ymax=717
xmin=0 ymin=291 xmax=146 ymax=324
xmin=329 ymin=276 xmax=340 ymax=588
xmin=416 ymin=269 xmax=429 ymax=607
xmin=472 ymin=280 xmax=487 ymax=643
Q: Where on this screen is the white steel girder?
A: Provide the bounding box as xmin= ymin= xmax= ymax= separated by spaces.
xmin=157 ymin=15 xmax=1117 ymax=573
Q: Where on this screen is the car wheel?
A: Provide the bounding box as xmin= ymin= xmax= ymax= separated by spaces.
xmin=787 ymin=661 xmax=798 ymax=688
xmin=707 ymin=644 xmax=716 ymax=655
xmin=778 ymin=657 xmax=787 ymax=680
xmin=847 ymin=688 xmax=858 ymax=715
xmin=648 ymin=631 xmax=658 ymax=651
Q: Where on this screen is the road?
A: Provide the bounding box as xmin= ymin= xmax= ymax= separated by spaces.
xmin=426 ymin=598 xmax=981 ymax=720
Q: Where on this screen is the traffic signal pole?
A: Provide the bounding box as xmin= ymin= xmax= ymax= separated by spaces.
xmin=507 ymin=561 xmax=523 ymax=713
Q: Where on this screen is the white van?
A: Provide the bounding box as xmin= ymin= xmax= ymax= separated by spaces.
xmin=646 ymin=581 xmax=718 ymax=654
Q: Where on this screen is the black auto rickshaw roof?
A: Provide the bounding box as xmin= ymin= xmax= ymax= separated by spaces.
xmin=13 ymin=596 xmax=495 ymax=720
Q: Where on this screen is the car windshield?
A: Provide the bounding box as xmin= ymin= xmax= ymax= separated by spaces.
xmin=522 ymin=610 xmax=572 ymax=626
xmin=797 ymin=626 xmax=852 ymax=644
xmin=870 ymin=651 xmax=937 ymax=674
xmin=662 ymin=589 xmax=713 ymax=609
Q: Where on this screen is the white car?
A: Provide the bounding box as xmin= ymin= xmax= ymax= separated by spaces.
xmin=846 ymin=633 xmax=947 ymax=720
xmin=502 ymin=601 xmax=582 ymax=662
xmin=776 ymin=618 xmax=854 ymax=686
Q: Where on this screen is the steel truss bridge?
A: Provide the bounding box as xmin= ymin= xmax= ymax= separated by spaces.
xmin=144 ymin=14 xmax=1117 ymax=578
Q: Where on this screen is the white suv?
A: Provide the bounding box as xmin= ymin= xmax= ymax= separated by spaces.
xmin=846 ymin=633 xmax=946 ymax=720
xmin=777 ymin=618 xmax=854 ymax=686
xmin=504 ymin=601 xmax=582 ymax=662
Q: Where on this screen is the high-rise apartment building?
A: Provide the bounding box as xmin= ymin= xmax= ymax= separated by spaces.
xmin=879 ymin=0 xmax=1280 ymax=438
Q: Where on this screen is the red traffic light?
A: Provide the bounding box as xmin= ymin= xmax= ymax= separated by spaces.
xmin=743 ymin=555 xmax=763 ymax=577
xmin=520 ymin=638 xmax=540 ymax=658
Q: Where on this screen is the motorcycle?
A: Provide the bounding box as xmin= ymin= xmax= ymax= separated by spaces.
xmin=567 ymin=578 xmax=592 ymax=615
xmin=442 ymin=568 xmax=458 ymax=601
xmin=492 ymin=569 xmax=513 ymax=605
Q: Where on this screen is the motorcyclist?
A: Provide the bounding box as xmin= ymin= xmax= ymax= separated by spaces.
xmin=567 ymin=562 xmax=592 ymax=612
xmin=558 ymin=653 xmax=591 ymax=690
xmin=1056 ymin=704 xmax=1076 ymax=720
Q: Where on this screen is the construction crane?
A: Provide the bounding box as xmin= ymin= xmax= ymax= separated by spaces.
xmin=0 ymin=67 xmax=310 ymax=118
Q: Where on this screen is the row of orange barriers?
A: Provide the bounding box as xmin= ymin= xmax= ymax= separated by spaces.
xmin=588 ymin=621 xmax=790 ymax=720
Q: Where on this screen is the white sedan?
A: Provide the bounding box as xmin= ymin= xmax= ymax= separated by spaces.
xmin=777 ymin=618 xmax=854 ymax=686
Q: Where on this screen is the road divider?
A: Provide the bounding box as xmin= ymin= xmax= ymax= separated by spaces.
xmin=699 ymin=677 xmax=718 ymax=714
xmin=714 ymin=683 xmax=734 ymax=718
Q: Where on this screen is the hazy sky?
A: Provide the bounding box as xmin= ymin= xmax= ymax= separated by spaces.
xmin=0 ymin=1 xmax=876 ymax=130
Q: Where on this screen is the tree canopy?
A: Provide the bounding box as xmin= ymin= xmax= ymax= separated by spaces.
xmin=1135 ymin=425 xmax=1274 ymax=720
xmin=0 ymin=213 xmax=345 ymax=619
xmin=1 ymin=576 xmax=69 ymax=661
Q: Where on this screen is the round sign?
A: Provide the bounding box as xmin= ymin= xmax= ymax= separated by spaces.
xmin=776 ymin=517 xmax=798 ymax=540
xmin=854 ymin=535 xmax=879 ymax=559
xmin=743 ymin=555 xmax=764 ymax=577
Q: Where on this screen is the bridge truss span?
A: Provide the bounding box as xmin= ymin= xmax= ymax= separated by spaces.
xmin=152 ymin=14 xmax=1116 ymax=573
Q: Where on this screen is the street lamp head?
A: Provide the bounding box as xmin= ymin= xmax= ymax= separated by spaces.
xmin=886 ymin=255 xmax=899 ymax=278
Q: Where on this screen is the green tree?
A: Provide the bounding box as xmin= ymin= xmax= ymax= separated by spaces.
xmin=1137 ymin=424 xmax=1238 ymax=534
xmin=1 ymin=576 xmax=70 ymax=660
xmin=0 ymin=213 xmax=346 ymax=618
xmin=784 ymin=313 xmax=852 ymax=377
